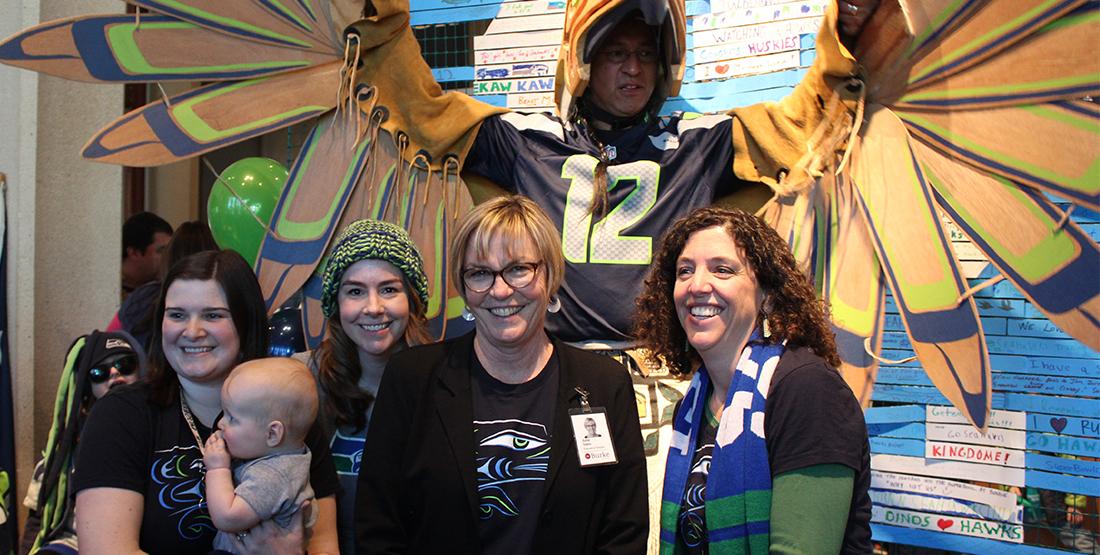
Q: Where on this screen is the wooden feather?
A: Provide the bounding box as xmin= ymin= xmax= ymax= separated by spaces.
xmin=915 ymin=139 xmax=1100 ymax=352
xmin=82 ymin=60 xmax=341 ymax=166
xmin=849 ymin=105 xmax=992 ymax=430
xmin=0 ymin=14 xmax=337 ymax=83
xmin=128 ymin=0 xmax=347 ymax=54
xmin=897 ymin=101 xmax=1100 ymax=210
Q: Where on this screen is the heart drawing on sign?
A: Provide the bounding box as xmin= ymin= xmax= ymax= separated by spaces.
xmin=937 ymin=519 xmax=953 ymax=530
xmin=1051 ymin=417 xmax=1068 ymax=433
xmin=716 ymin=64 xmax=730 ymax=74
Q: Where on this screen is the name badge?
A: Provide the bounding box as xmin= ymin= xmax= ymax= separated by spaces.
xmin=569 ymin=408 xmax=618 ymax=467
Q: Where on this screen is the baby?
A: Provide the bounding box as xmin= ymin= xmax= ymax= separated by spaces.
xmin=203 ymin=357 xmax=319 ymax=554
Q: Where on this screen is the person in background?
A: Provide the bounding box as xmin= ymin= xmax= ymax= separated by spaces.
xmin=204 ymin=358 xmax=320 ymax=555
xmin=355 ymin=196 xmax=647 ymax=555
xmin=74 ymin=249 xmax=341 ymax=555
xmin=20 ymin=330 xmax=145 ymax=555
xmin=634 ymin=207 xmax=872 ymax=554
xmin=294 ymin=219 xmax=433 ymax=555
xmin=120 ymin=212 xmax=173 ymax=300
xmin=108 ymin=221 xmax=218 ymax=350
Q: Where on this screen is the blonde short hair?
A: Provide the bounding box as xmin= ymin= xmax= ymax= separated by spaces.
xmin=448 ymin=195 xmax=564 ymax=301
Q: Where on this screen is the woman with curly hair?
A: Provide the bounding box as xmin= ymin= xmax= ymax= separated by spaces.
xmin=634 ymin=207 xmax=871 ymax=555
xmin=295 ymin=219 xmax=433 ymax=555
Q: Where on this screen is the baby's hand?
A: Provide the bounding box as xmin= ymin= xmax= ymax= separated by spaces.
xmin=204 ymin=431 xmax=232 ymax=470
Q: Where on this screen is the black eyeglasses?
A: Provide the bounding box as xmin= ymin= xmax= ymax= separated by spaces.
xmin=462 ymin=262 xmax=541 ymax=293
xmin=89 ymin=354 xmax=138 ymax=384
xmin=596 ymin=48 xmax=659 ymax=64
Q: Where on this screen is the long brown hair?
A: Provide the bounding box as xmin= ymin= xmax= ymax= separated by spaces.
xmin=633 ymin=207 xmax=840 ymax=375
xmin=313 ymin=270 xmax=431 ymax=431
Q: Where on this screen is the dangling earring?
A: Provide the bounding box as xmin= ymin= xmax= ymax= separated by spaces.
xmin=547 ymin=295 xmax=561 ymax=313
xmin=462 ymin=306 xmax=475 ymax=321
xmin=761 ymin=311 xmax=772 ymax=339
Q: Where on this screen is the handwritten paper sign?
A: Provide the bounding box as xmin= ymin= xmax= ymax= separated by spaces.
xmin=869 ymin=490 xmax=1021 ymax=524
xmin=690 ymin=0 xmax=827 ymax=31
xmin=870 ymin=471 xmax=1018 ymax=510
xmin=693 ymin=51 xmax=799 ymax=80
xmin=925 ymin=423 xmax=1026 ymax=449
xmin=494 ymin=0 xmax=566 ymax=18
xmin=872 ymin=454 xmax=1025 ymax=487
xmin=476 ymin=45 xmax=561 ymax=65
xmin=925 ymin=441 xmax=1024 ymax=468
xmin=474 ymin=77 xmax=555 ymax=95
xmin=506 ymin=92 xmax=555 ymax=111
xmin=484 ymin=13 xmax=565 ymax=34
xmin=871 ymin=506 xmax=1024 ymax=543
xmin=475 ymin=62 xmax=555 ymax=81
xmin=693 ymin=34 xmax=801 ymax=64
xmin=474 ymin=29 xmax=561 ymax=51
xmin=926 ymin=406 xmax=1026 ymax=429
xmin=691 ymin=17 xmax=821 ymax=49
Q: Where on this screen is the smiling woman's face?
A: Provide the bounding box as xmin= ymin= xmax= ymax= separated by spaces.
xmin=338 ymin=259 xmax=412 ymax=362
xmin=161 ymin=279 xmax=241 ymax=386
xmin=463 ymin=233 xmax=549 ymax=353
xmin=673 ymin=226 xmax=766 ymax=364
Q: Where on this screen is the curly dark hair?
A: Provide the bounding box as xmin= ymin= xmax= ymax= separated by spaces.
xmin=633 ymin=207 xmax=840 ymax=375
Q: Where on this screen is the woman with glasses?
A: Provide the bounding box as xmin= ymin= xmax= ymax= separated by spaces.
xmin=355 ymin=195 xmax=648 ymax=555
xmin=21 ymin=330 xmax=145 ymax=555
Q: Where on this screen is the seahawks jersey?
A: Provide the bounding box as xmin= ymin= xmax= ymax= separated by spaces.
xmin=465 ymin=111 xmax=743 ymax=343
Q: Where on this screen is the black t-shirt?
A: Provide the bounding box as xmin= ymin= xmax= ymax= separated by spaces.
xmin=470 ymin=351 xmax=560 ymax=555
xmin=74 ymin=384 xmax=340 ymax=555
xmin=763 ymin=348 xmax=873 ymax=554
xmin=679 ymin=405 xmax=718 ymax=555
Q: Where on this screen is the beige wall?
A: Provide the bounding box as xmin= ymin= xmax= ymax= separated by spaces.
xmin=2 ymin=0 xmax=125 ymax=531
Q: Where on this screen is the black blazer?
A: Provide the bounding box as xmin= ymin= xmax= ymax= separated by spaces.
xmin=354 ymin=332 xmax=648 ymax=555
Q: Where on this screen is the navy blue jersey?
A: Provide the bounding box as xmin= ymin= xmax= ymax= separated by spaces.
xmin=466 ymin=111 xmax=743 ymax=342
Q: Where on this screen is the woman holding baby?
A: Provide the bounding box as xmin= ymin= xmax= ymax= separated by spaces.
xmin=73 ymin=249 xmax=341 ymax=555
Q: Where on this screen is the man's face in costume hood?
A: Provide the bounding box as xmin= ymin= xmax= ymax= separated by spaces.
xmin=587 ymin=19 xmax=659 ymax=119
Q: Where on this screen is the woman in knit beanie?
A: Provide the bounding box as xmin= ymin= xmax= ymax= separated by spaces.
xmin=296 ymin=219 xmax=432 ymax=555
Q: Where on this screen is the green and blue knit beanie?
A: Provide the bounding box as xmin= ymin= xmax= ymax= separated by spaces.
xmin=320 ymin=220 xmax=429 ymax=318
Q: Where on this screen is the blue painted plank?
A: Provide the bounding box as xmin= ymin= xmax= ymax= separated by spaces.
xmin=1025 ymin=468 xmax=1099 ymax=496
xmin=686 ymin=0 xmax=712 ymax=16
xmin=989 ymin=279 xmax=1026 ymax=300
xmin=871 ymin=524 xmax=1071 ymax=554
xmin=872 ymin=385 xmax=1008 ymax=409
xmin=881 ymin=331 xmax=913 ymax=351
xmin=799 ymin=48 xmax=814 ymax=66
xmin=1025 ymin=452 xmax=1100 ymax=479
xmin=1025 ymin=432 xmax=1100 ymax=458
xmin=865 ymin=405 xmax=926 ymax=423
xmin=995 ymin=355 xmax=1098 ymax=379
xmin=1004 ymin=318 xmax=1072 ymax=340
xmin=411 ymin=0 xmax=506 ymax=13
xmin=986 ymin=335 xmax=1096 ymax=359
xmin=432 ymin=66 xmax=475 ymax=82
xmin=870 ymin=436 xmax=926 ymax=457
xmin=867 ymin=421 xmax=926 ymax=439
xmin=982 ymin=317 xmax=1007 ymax=336
xmin=663 ymin=86 xmax=795 ymax=113
xmin=989 ymin=354 xmax=1025 ymax=373
xmin=679 ymin=68 xmax=801 ymax=96
xmin=993 ymin=374 xmax=1100 ymax=397
xmin=972 ymin=297 xmax=1026 ymax=318
xmin=1026 ymin=413 xmax=1100 ymax=437
xmin=1004 ymin=392 xmax=1099 ymax=418
xmin=877 ymin=352 xmax=922 ymax=367
xmin=411 ymin=5 xmax=498 ymax=24
xmin=875 ymin=366 xmax=935 ymax=387
xmin=1079 ymin=222 xmax=1100 ymax=242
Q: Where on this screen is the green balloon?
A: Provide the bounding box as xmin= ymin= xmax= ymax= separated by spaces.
xmin=207 ymin=157 xmax=288 ymax=268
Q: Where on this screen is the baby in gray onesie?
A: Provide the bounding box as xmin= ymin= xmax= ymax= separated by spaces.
xmin=204 ymin=357 xmax=319 ymax=554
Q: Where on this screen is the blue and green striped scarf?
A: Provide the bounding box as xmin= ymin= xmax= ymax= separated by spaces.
xmin=659 ymin=332 xmax=785 ymax=555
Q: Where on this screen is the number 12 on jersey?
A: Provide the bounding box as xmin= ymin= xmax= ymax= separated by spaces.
xmin=560 ymin=155 xmax=661 ymax=265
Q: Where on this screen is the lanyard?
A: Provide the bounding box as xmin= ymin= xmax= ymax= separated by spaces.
xmin=180 ymin=389 xmax=206 ymax=457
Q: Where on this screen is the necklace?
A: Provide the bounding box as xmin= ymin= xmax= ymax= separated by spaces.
xmin=180 ymin=389 xmax=206 ymax=456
